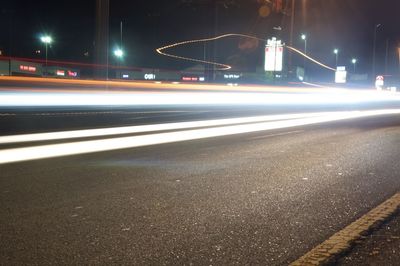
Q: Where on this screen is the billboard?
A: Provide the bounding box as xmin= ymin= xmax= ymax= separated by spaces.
xmin=335 ymin=66 xmax=347 ymax=84
xmin=265 ymin=38 xmax=283 ymax=72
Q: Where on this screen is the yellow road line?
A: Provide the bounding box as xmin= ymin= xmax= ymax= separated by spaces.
xmin=290 ymin=192 xmax=400 ymax=266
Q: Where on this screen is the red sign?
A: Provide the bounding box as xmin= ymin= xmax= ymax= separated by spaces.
xmin=68 ymin=71 xmax=78 ymax=77
xmin=19 ymin=65 xmax=37 ymax=72
xmin=182 ymin=76 xmax=198 ymax=81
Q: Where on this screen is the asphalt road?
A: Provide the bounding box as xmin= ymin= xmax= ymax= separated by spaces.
xmin=1 ymin=108 xmax=400 ymax=265
xmin=1 ymin=78 xmax=400 ymax=264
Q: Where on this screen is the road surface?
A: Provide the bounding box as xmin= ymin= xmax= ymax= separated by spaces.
xmin=1 ymin=79 xmax=400 ymax=265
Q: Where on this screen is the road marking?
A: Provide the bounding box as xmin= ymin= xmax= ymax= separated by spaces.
xmin=248 ymin=130 xmax=304 ymax=140
xmin=1 ymin=109 xmax=400 ymax=164
xmin=290 ymin=192 xmax=400 ymax=266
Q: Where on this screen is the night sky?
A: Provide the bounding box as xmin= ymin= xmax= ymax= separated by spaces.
xmin=1 ymin=0 xmax=400 ymax=76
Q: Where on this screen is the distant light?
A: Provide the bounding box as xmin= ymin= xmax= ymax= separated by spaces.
xmin=352 ymin=58 xmax=357 ymax=64
xmin=334 ymin=49 xmax=339 ymax=54
xmin=301 ymin=34 xmax=306 ymax=40
xmin=40 ymin=36 xmax=52 ymax=44
xmin=114 ymin=49 xmax=124 ymax=58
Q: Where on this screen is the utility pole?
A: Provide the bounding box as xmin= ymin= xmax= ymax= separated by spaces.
xmin=385 ymin=39 xmax=389 ymax=75
xmin=212 ymin=1 xmax=219 ymax=82
xmin=372 ymin=24 xmax=381 ymax=79
xmin=288 ymin=0 xmax=295 ymax=73
xmin=95 ymin=0 xmax=110 ymax=80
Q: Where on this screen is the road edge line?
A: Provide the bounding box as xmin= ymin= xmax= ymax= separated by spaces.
xmin=290 ymin=192 xmax=400 ymax=266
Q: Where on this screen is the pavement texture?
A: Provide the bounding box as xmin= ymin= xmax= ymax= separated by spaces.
xmin=1 ymin=112 xmax=400 ymax=265
xmin=335 ymin=211 xmax=400 ymax=266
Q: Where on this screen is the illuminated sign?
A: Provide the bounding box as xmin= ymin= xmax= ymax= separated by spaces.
xmin=56 ymin=70 xmax=65 ymax=76
xmin=68 ymin=71 xmax=78 ymax=77
xmin=224 ymin=74 xmax=241 ymax=79
xmin=265 ymin=38 xmax=283 ymax=72
xmin=122 ymin=74 xmax=130 ymax=79
xmin=19 ymin=65 xmax=37 ymax=72
xmin=375 ymin=75 xmax=384 ymax=90
xmin=144 ymin=73 xmax=156 ymax=80
xmin=335 ymin=66 xmax=347 ymax=84
xmin=182 ymin=76 xmax=198 ymax=81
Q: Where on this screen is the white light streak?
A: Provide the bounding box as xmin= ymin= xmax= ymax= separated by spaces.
xmin=1 ymin=109 xmax=400 ymax=164
xmin=0 ymin=112 xmax=333 ymax=144
xmin=1 ymin=90 xmax=399 ymax=107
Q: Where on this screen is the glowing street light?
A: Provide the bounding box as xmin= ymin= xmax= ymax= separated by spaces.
xmin=40 ymin=35 xmax=52 ymax=68
xmin=114 ymin=48 xmax=124 ymax=58
xmin=333 ymin=49 xmax=339 ymax=67
xmin=301 ymin=34 xmax=307 ymax=54
xmin=352 ymin=58 xmax=357 ymax=73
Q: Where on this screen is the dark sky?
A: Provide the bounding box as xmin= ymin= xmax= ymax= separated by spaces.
xmin=1 ymin=0 xmax=400 ymax=76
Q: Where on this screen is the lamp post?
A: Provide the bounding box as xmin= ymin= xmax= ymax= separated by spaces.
xmin=301 ymin=34 xmax=307 ymax=72
xmin=40 ymin=35 xmax=52 ymax=68
xmin=114 ymin=48 xmax=123 ymax=78
xmin=372 ymin=24 xmax=382 ymax=79
xmin=352 ymin=58 xmax=357 ymax=73
xmin=333 ymin=49 xmax=339 ymax=67
xmin=301 ymin=34 xmax=307 ymax=54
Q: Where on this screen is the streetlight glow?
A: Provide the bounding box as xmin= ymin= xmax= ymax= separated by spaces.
xmin=352 ymin=58 xmax=357 ymax=73
xmin=334 ymin=49 xmax=339 ymax=67
xmin=114 ymin=49 xmax=124 ymax=58
xmin=40 ymin=35 xmax=53 ymax=71
xmin=40 ymin=36 xmax=52 ymax=44
xmin=301 ymin=34 xmax=306 ymax=40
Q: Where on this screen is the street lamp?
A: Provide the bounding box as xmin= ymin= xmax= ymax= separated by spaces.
xmin=352 ymin=58 xmax=357 ymax=73
xmin=301 ymin=34 xmax=307 ymax=54
xmin=40 ymin=35 xmax=52 ymax=68
xmin=301 ymin=34 xmax=307 ymax=72
xmin=333 ymin=49 xmax=339 ymax=67
xmin=114 ymin=48 xmax=124 ymax=58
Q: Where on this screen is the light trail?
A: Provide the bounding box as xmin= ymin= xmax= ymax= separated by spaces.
xmin=1 ymin=89 xmax=399 ymax=107
xmin=285 ymin=46 xmax=336 ymax=71
xmin=156 ymin=34 xmax=264 ymax=70
xmin=1 ymin=109 xmax=400 ymax=164
xmin=0 ymin=76 xmax=333 ymax=93
xmin=0 ymin=112 xmax=339 ymax=144
xmin=156 ymin=33 xmax=336 ymax=71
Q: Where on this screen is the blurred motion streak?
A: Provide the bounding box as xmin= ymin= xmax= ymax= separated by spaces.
xmin=1 ymin=89 xmax=399 ymax=107
xmin=0 ymin=112 xmax=342 ymax=144
xmin=1 ymin=78 xmax=399 ymax=107
xmin=1 ymin=109 xmax=400 ymax=164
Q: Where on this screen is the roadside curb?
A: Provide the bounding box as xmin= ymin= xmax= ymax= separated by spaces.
xmin=290 ymin=192 xmax=400 ymax=266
